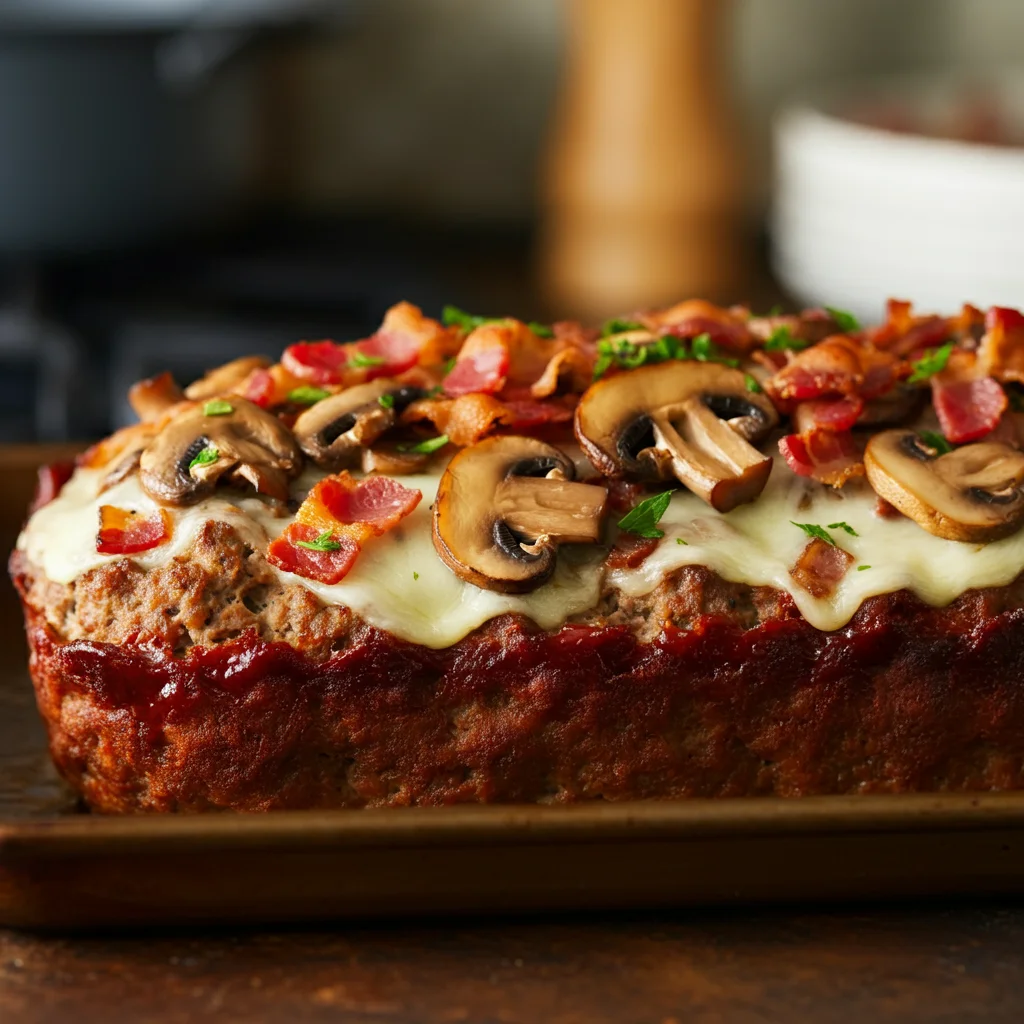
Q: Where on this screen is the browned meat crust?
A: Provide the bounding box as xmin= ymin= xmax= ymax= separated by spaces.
xmin=12 ymin=524 xmax=1024 ymax=812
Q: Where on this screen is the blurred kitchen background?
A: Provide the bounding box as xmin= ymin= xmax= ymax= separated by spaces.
xmin=1 ymin=0 xmax=1022 ymax=441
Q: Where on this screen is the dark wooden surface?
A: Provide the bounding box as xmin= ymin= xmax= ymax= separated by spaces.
xmin=4 ymin=904 xmax=1024 ymax=1023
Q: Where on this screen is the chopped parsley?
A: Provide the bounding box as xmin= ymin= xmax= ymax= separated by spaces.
xmin=826 ymin=307 xmax=861 ymax=333
xmin=442 ymin=305 xmax=553 ymax=338
xmin=919 ymin=429 xmax=953 ymax=455
xmin=398 ymin=434 xmax=449 ymax=455
xmin=592 ymin=330 xmax=737 ymax=381
xmin=744 ymin=373 xmax=762 ymax=394
xmin=676 ymin=537 xmax=688 ymax=545
xmin=908 ymin=340 xmax=954 ymax=384
xmin=827 ymin=521 xmax=858 ymax=536
xmin=378 ymin=393 xmax=395 ymax=409
xmin=857 ymin=565 xmax=871 ymax=571
xmin=348 ymin=351 xmax=386 ymax=369
xmin=618 ymin=491 xmax=673 ymax=539
xmin=601 ymin=317 xmax=645 ymax=338
xmin=791 ymin=521 xmax=836 ymax=546
xmin=288 ymin=386 xmax=330 ymax=405
xmin=764 ymin=325 xmax=809 ymax=352
xmin=296 ymin=530 xmax=343 ymax=553
xmin=189 ymin=445 xmax=219 ymax=470
xmin=203 ymin=399 xmax=233 ymax=417
xmin=441 ymin=356 xmax=457 ymax=377
xmin=413 ymin=571 xmax=420 ymax=580
xmin=527 ymin=321 xmax=554 ymax=339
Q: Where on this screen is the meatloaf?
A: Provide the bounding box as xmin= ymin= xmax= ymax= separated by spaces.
xmin=14 ymin=297 xmax=1024 ymax=812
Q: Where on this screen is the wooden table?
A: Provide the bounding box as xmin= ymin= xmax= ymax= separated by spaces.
xmin=4 ymin=904 xmax=1024 ymax=1023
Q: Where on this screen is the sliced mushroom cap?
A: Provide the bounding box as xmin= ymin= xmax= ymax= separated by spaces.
xmin=184 ymin=356 xmax=271 ymax=401
xmin=139 ymin=397 xmax=302 ymax=505
xmin=575 ymin=361 xmax=778 ymax=513
xmin=433 ymin=435 xmax=607 ymax=593
xmin=864 ymin=429 xmax=1024 ymax=543
xmin=293 ymin=380 xmax=426 ymax=468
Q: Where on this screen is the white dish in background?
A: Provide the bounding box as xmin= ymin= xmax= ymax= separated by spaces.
xmin=772 ymin=72 xmax=1024 ymax=324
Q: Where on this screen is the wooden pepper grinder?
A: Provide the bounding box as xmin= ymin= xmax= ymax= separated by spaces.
xmin=540 ymin=0 xmax=745 ymax=321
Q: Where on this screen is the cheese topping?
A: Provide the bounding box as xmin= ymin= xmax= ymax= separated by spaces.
xmin=18 ymin=455 xmax=1024 ymax=648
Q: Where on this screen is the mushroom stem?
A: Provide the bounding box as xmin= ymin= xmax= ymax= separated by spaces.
xmin=647 ymin=400 xmax=772 ymax=513
xmin=495 ymin=478 xmax=607 ymax=544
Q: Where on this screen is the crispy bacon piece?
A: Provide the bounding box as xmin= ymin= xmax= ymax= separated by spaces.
xmin=792 ymin=396 xmax=864 ymax=435
xmin=606 ymin=535 xmax=661 ymax=570
xmin=96 ymin=506 xmax=172 ymax=555
xmin=779 ymin=429 xmax=864 ymax=487
xmin=267 ymin=524 xmax=360 ymax=586
xmin=269 ymin=473 xmax=422 ymax=586
xmin=30 ymin=462 xmax=75 ymax=513
xmin=235 ymin=367 xmax=278 ymax=408
xmin=932 ymin=375 xmax=1007 ymax=444
xmin=875 ymin=496 xmax=904 ymax=520
xmin=765 ymin=335 xmax=899 ymax=410
xmin=530 ymin=346 xmax=594 ymax=398
xmin=78 ymin=422 xmax=159 ymax=471
xmin=444 ymin=330 xmax=511 ymax=396
xmin=748 ymin=308 xmax=841 ymax=348
xmin=978 ymin=306 xmax=1024 ymax=384
xmin=128 ymin=372 xmax=186 ymax=423
xmin=645 ymin=299 xmax=756 ymax=353
xmin=790 ymin=538 xmax=854 ymax=598
xmin=402 ymin=392 xmax=573 ymax=447
xmin=283 ymin=303 xmax=453 ymax=388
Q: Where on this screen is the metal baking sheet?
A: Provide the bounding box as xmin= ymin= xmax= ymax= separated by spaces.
xmin=5 ymin=445 xmax=1024 ymax=930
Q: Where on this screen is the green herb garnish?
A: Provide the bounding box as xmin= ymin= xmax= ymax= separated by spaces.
xmin=691 ymin=332 xmax=740 ymax=367
xmin=764 ymin=325 xmax=809 ymax=352
xmin=348 ymin=351 xmax=386 ymax=369
xmin=378 ymin=393 xmax=395 ymax=409
xmin=413 ymin=571 xmax=420 ymax=580
xmin=791 ymin=521 xmax=836 ymax=546
xmin=745 ymin=373 xmax=762 ymax=394
xmin=441 ymin=357 xmax=457 ymax=377
xmin=442 ymin=305 xmax=495 ymax=331
xmin=676 ymin=537 xmax=688 ymax=545
xmin=203 ymin=399 xmax=233 ymax=417
xmin=295 ymin=530 xmax=343 ymax=553
xmin=908 ymin=341 xmax=954 ymax=384
xmin=827 ymin=521 xmax=859 ymax=536
xmin=527 ymin=321 xmax=554 ymax=339
xmin=288 ymin=386 xmax=331 ymax=406
xmin=919 ymin=429 xmax=953 ymax=455
xmin=857 ymin=565 xmax=871 ymax=571
xmin=826 ymin=307 xmax=861 ymax=333
xmin=189 ymin=445 xmax=219 ymax=470
xmin=601 ymin=318 xmax=645 ymax=338
xmin=398 ymin=434 xmax=449 ymax=455
xmin=618 ymin=491 xmax=673 ymax=539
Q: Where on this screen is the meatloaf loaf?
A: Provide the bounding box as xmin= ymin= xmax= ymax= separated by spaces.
xmin=14 ymin=297 xmax=1024 ymax=812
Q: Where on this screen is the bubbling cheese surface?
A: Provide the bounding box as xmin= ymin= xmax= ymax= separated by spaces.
xmin=18 ymin=455 xmax=1024 ymax=648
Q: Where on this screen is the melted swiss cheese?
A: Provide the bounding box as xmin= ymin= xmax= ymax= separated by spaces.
xmin=18 ymin=455 xmax=1024 ymax=648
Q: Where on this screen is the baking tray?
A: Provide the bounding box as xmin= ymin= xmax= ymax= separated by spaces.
xmin=6 ymin=444 xmax=1024 ymax=930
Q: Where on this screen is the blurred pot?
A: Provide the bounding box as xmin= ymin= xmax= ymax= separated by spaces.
xmin=0 ymin=31 xmax=259 ymax=254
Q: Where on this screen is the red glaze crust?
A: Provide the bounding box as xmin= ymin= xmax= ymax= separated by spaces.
xmin=16 ymin=581 xmax=1024 ymax=813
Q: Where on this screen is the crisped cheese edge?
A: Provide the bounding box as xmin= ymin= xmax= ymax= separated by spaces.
xmin=17 ymin=454 xmax=1024 ymax=648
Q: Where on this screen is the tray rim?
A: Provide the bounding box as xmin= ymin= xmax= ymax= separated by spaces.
xmin=8 ymin=791 xmax=1024 ymax=857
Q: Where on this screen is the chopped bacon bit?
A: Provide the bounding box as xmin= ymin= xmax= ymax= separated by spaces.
xmin=792 ymin=396 xmax=865 ymax=435
xmin=790 ymin=538 xmax=854 ymax=598
xmin=604 ymin=479 xmax=649 ymax=515
xmin=875 ymin=496 xmax=904 ymax=520
xmin=96 ymin=506 xmax=172 ymax=555
xmin=78 ymin=422 xmax=158 ymax=470
xmin=645 ymin=299 xmax=756 ymax=353
xmin=748 ymin=308 xmax=841 ymax=348
xmin=269 ymin=473 xmax=422 ymax=586
xmin=765 ymin=335 xmax=898 ymax=410
xmin=31 ymin=462 xmax=75 ymax=513
xmin=281 ymin=340 xmax=350 ymax=386
xmin=128 ymin=372 xmax=186 ymax=422
xmin=978 ymin=305 xmax=1024 ymax=384
xmin=237 ymin=367 xmax=277 ymax=408
xmin=444 ymin=340 xmax=509 ymax=396
xmin=868 ymin=298 xmax=951 ymax=357
xmin=606 ymin=534 xmax=661 ymax=570
xmin=499 ymin=398 xmax=575 ymax=431
xmin=779 ymin=429 xmax=864 ymax=488
xmin=530 ymin=346 xmax=594 ymax=398
xmin=932 ymin=375 xmax=1007 ymax=444
xmin=267 ymin=523 xmax=360 ymax=586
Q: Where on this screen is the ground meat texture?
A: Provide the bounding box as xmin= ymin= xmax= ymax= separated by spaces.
xmin=12 ymin=525 xmax=1024 ymax=812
